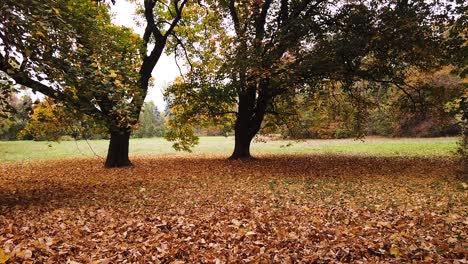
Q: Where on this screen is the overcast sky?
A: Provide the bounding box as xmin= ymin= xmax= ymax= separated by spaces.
xmin=110 ymin=0 xmax=180 ymax=111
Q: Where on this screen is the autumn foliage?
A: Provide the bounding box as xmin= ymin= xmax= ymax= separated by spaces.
xmin=0 ymin=155 xmax=465 ymax=262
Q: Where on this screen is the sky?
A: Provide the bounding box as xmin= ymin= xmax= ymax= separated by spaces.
xmin=110 ymin=1 xmax=181 ymax=111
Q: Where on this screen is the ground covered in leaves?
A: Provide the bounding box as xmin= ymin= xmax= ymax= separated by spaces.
xmin=0 ymin=155 xmax=466 ymax=263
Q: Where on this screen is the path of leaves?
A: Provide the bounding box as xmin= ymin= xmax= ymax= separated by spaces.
xmin=0 ymin=155 xmax=466 ymax=263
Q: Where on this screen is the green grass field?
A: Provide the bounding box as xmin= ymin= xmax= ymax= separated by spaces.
xmin=0 ymin=136 xmax=458 ymax=162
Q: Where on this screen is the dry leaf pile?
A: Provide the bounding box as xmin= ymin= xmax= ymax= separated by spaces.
xmin=0 ymin=155 xmax=466 ymax=263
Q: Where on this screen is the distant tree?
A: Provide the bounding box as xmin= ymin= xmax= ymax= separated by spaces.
xmin=273 ymin=68 xmax=465 ymax=139
xmin=166 ymin=0 xmax=462 ymax=159
xmin=0 ymin=72 xmax=17 ymax=119
xmin=266 ymin=88 xmax=364 ymax=139
xmin=133 ymin=101 xmax=166 ymax=138
xmin=19 ymin=99 xmax=75 ymax=141
xmin=0 ymin=93 xmax=32 ymax=140
xmin=391 ymin=68 xmax=465 ymax=137
xmin=19 ymin=98 xmax=108 ymax=141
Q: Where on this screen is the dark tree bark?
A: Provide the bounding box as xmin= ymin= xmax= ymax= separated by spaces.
xmin=105 ymin=130 xmax=132 ymax=168
xmin=230 ymin=83 xmax=270 ymax=160
xmin=230 ymin=116 xmax=255 ymax=159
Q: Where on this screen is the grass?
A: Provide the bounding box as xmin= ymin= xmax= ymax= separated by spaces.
xmin=0 ymin=136 xmax=458 ymax=162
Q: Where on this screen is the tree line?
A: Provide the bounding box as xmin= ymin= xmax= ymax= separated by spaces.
xmin=2 ymin=67 xmax=464 ymax=141
xmin=0 ymin=97 xmax=166 ymax=140
xmin=1 ymin=0 xmax=466 ymax=167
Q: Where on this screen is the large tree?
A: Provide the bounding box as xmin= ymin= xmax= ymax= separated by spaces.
xmin=106 ymin=0 xmax=192 ymax=166
xmin=0 ymin=0 xmax=144 ymax=167
xmin=0 ymin=0 xmax=191 ymax=167
xmin=165 ymin=0 xmax=463 ymax=159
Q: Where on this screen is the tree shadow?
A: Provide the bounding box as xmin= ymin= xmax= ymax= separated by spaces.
xmin=0 ymin=155 xmax=456 ymax=210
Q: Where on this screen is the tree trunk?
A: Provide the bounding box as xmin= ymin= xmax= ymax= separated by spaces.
xmin=229 ymin=82 xmax=270 ymax=160
xmin=105 ymin=130 xmax=132 ymax=168
xmin=230 ymin=124 xmax=254 ymax=159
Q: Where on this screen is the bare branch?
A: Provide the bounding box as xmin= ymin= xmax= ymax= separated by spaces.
xmin=367 ymin=77 xmax=417 ymax=111
xmin=156 ymin=20 xmax=172 ymax=28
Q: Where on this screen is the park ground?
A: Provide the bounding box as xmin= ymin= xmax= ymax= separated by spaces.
xmin=0 ymin=137 xmax=466 ymax=262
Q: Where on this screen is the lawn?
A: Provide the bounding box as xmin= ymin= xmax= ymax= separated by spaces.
xmin=0 ymin=136 xmax=459 ymax=162
xmin=0 ymin=137 xmax=465 ymax=262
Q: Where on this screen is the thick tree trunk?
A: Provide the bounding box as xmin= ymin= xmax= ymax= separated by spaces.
xmin=105 ymin=130 xmax=132 ymax=168
xmin=229 ymin=82 xmax=270 ymax=160
xmin=230 ymin=124 xmax=254 ymax=159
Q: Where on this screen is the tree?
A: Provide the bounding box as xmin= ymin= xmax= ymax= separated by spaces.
xmin=19 ymin=98 xmax=108 ymax=141
xmin=0 ymin=0 xmax=145 ymax=166
xmin=102 ymin=0 xmax=192 ymax=165
xmin=0 ymin=93 xmax=32 ymax=140
xmin=133 ymin=101 xmax=166 ymax=138
xmin=165 ymin=0 xmax=461 ymax=159
xmin=271 ymin=68 xmax=465 ymax=139
xmin=1 ymin=0 xmax=198 ymax=167
xmin=391 ymin=68 xmax=465 ymax=137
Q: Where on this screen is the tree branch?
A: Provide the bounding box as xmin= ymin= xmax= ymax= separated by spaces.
xmin=143 ymin=0 xmax=163 ymax=43
xmin=170 ymin=31 xmax=193 ymax=72
xmin=228 ymin=0 xmax=241 ymax=34
xmin=366 ymin=77 xmax=417 ymax=111
xmin=164 ymin=0 xmax=188 ymax=38
xmin=157 ymin=0 xmax=175 ymax=18
xmin=255 ymin=0 xmax=273 ymax=41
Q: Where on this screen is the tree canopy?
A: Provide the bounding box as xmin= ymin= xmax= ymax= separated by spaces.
xmin=165 ymin=0 xmax=465 ymax=158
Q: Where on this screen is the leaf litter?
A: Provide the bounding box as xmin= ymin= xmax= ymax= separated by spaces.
xmin=0 ymin=154 xmax=466 ymax=263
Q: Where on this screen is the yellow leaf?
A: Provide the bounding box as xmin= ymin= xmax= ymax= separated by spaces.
xmin=0 ymin=249 xmax=10 ymax=264
xmin=36 ymin=31 xmax=46 ymax=38
xmin=389 ymin=244 xmax=400 ymax=257
xmin=377 ymin=221 xmax=392 ymax=229
xmin=16 ymin=249 xmax=32 ymax=259
xmin=109 ymin=70 xmax=117 ymax=78
xmin=52 ymin=7 xmax=60 ymax=16
xmin=114 ymin=79 xmax=122 ymax=86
